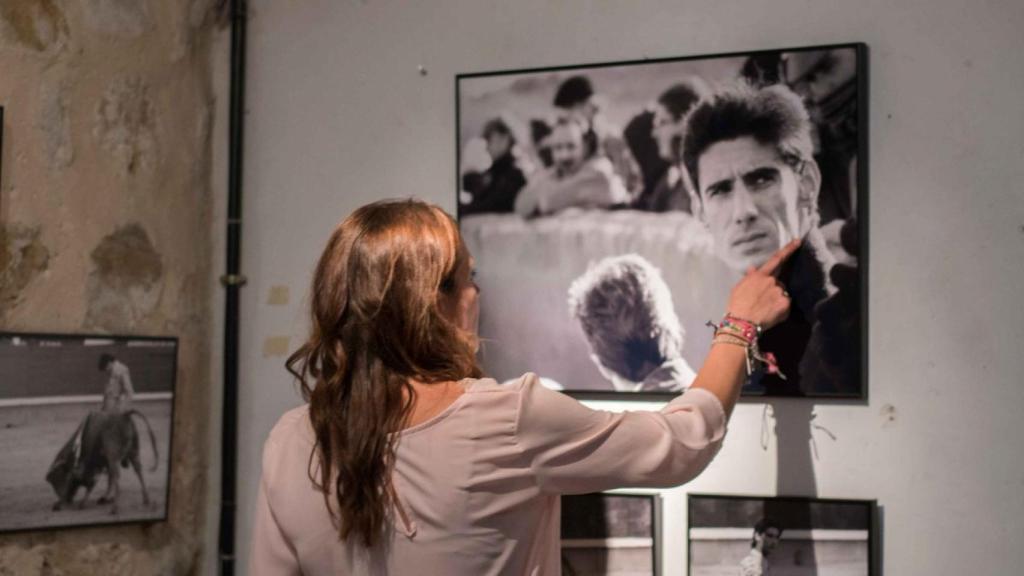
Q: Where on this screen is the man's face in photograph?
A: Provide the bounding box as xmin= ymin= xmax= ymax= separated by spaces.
xmin=549 ymin=122 xmax=586 ymax=177
xmin=756 ymin=527 xmax=782 ymax=554
xmin=696 ymin=136 xmax=807 ymax=270
xmin=485 ymin=131 xmax=512 ymax=161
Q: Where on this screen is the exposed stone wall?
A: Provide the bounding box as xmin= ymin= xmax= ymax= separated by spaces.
xmin=0 ymin=1 xmax=225 ymax=574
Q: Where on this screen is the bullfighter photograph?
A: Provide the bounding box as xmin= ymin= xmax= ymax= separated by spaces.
xmin=0 ymin=333 xmax=176 ymax=533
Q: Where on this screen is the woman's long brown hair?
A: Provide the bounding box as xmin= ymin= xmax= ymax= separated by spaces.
xmin=286 ymin=199 xmax=482 ymax=547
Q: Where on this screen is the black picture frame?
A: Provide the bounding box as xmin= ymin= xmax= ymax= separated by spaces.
xmin=456 ymin=43 xmax=868 ymax=401
xmin=0 ymin=331 xmax=179 ymax=534
xmin=687 ymin=493 xmax=878 ymax=576
xmin=561 ymin=491 xmax=662 ymax=576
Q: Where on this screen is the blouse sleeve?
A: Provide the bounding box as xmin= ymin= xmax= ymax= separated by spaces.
xmin=514 ymin=373 xmax=727 ymax=494
xmin=249 ymin=436 xmax=302 ymax=576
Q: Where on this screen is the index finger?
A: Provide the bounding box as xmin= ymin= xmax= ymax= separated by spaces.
xmin=758 ymin=239 xmax=802 ymax=276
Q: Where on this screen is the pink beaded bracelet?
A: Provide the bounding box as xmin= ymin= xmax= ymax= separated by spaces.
xmin=706 ymin=314 xmax=786 ymax=380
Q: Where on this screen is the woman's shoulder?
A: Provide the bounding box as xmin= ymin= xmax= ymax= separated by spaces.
xmin=462 ymin=373 xmax=559 ymax=422
xmin=466 ymin=372 xmax=541 ymax=394
xmin=266 ymin=404 xmax=314 ymax=450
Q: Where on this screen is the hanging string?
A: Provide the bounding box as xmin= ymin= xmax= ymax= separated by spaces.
xmin=809 ymin=412 xmax=837 ymax=461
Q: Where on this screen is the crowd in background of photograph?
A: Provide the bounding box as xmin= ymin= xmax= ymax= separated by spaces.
xmin=460 ymin=49 xmax=858 ymax=252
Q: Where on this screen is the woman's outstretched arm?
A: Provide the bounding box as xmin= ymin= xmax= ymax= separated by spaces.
xmin=515 ymin=240 xmax=800 ymax=494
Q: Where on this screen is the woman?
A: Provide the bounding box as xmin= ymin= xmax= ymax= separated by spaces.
xmin=250 ymin=199 xmax=796 ymax=575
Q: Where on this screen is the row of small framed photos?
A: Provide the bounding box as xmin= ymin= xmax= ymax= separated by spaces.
xmin=562 ymin=492 xmax=876 ymax=575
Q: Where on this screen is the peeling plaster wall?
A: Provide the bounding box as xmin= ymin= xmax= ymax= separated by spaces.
xmin=0 ymin=1 xmax=226 ymax=574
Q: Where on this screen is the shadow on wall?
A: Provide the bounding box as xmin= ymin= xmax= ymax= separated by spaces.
xmin=770 ymin=400 xmax=819 ymax=576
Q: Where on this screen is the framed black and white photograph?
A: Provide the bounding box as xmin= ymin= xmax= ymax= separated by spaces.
xmin=456 ymin=43 xmax=867 ymax=398
xmin=561 ymin=492 xmax=661 ymax=576
xmin=687 ymin=494 xmax=876 ymax=576
xmin=0 ymin=332 xmax=177 ymax=533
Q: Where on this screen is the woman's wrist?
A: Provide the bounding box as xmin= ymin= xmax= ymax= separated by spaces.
xmin=707 ymin=313 xmax=785 ymax=380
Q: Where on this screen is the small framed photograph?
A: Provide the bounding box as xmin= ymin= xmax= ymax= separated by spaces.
xmin=561 ymin=491 xmax=661 ymax=576
xmin=0 ymin=332 xmax=178 ymax=533
xmin=457 ymin=43 xmax=867 ymax=399
xmin=687 ymin=494 xmax=876 ymax=576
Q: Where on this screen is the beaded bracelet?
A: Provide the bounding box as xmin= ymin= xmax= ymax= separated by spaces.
xmin=718 ymin=314 xmax=760 ymax=342
xmin=706 ymin=314 xmax=787 ymax=380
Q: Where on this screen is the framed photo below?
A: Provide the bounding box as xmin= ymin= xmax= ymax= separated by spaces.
xmin=561 ymin=491 xmax=661 ymax=576
xmin=687 ymin=494 xmax=876 ymax=576
xmin=457 ymin=43 xmax=867 ymax=399
xmin=0 ymin=332 xmax=178 ymax=533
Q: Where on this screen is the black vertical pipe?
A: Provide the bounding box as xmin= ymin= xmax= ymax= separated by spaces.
xmin=219 ymin=0 xmax=247 ymax=575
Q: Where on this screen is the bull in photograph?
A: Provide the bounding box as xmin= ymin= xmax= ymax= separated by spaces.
xmin=46 ymin=409 xmax=159 ymax=515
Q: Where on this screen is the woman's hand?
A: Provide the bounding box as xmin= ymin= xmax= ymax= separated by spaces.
xmin=725 ymin=239 xmax=801 ymax=330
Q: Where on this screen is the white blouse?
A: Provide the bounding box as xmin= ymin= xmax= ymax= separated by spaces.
xmin=250 ymin=372 xmax=727 ymax=575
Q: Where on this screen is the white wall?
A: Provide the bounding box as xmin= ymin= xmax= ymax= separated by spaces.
xmin=236 ymin=1 xmax=1024 ymax=574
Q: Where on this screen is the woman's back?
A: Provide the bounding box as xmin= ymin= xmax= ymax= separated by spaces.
xmin=251 ymin=373 xmax=726 ymax=575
